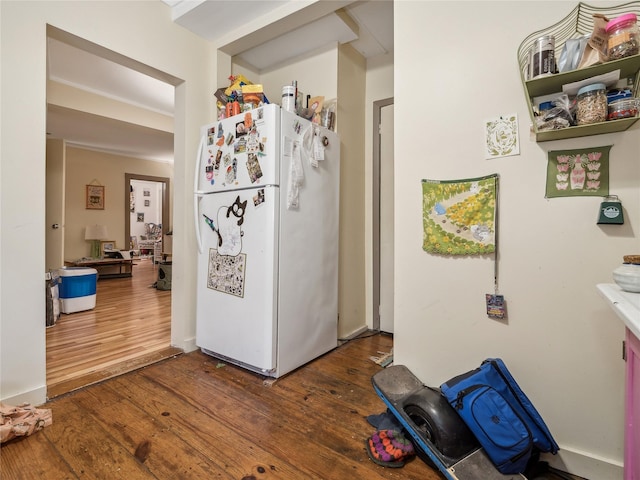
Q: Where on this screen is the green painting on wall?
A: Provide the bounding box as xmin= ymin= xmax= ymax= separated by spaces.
xmin=545 ymin=146 xmax=611 ymax=198
xmin=422 ymin=174 xmax=498 ymax=256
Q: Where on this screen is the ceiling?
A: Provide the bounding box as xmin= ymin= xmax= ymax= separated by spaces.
xmin=46 ymin=0 xmax=393 ymax=163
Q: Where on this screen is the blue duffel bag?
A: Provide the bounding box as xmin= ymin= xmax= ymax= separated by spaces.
xmin=440 ymin=358 xmax=559 ymax=474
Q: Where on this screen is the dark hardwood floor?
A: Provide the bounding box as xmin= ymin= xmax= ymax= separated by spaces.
xmin=3 ymin=332 xmax=448 ymax=479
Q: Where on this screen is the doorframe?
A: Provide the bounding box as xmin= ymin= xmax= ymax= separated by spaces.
xmin=124 ymin=173 xmax=170 ymax=250
xmin=372 ymin=97 xmax=394 ymax=332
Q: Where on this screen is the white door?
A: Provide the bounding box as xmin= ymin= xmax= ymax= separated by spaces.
xmin=195 ymin=185 xmax=279 ymax=373
xmin=46 ymin=139 xmax=65 ymax=271
xmin=379 ymin=104 xmax=394 ymax=333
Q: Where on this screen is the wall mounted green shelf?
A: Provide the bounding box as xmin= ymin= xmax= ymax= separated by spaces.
xmin=518 ymin=2 xmax=640 ymax=142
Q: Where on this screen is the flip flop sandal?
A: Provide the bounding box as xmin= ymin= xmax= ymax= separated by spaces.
xmin=365 ymin=429 xmax=415 ymax=468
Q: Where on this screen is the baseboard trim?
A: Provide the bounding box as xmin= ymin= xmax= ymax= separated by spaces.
xmin=1 ymin=385 xmax=47 ymax=407
xmin=181 ymin=336 xmax=198 ymax=353
xmin=542 ymin=446 xmax=623 ymax=479
xmin=338 ymin=325 xmax=370 ymax=344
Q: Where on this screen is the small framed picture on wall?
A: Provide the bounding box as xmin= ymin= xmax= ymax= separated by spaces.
xmin=137 ymin=212 xmax=145 ymax=222
xmin=86 ymin=185 xmax=105 ymax=210
xmin=143 ymin=189 xmax=150 ymax=197
xmin=144 ymin=200 xmax=150 ymax=207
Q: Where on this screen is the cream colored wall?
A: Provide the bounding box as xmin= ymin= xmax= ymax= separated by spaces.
xmin=364 ymin=54 xmax=394 ymax=329
xmin=1 ymin=0 xmax=213 ymax=405
xmin=336 ymin=44 xmax=367 ymax=339
xmin=395 ymin=2 xmax=639 ymax=478
xmin=233 ymin=44 xmax=369 ymax=339
xmin=232 ymin=44 xmax=339 ymax=112
xmin=258 ymin=44 xmax=339 ymax=111
xmin=64 ymin=147 xmax=173 ymax=260
xmin=48 ymin=80 xmax=173 ymax=133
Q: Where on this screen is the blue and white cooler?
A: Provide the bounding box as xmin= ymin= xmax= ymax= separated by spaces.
xmin=58 ymin=267 xmax=98 ymax=314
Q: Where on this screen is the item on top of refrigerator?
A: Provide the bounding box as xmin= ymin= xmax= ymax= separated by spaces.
xmin=320 ymin=99 xmax=336 ymax=131
xmin=297 ymin=107 xmax=315 ymax=121
xmin=214 ymin=88 xmax=228 ymax=105
xmin=282 ymin=85 xmax=295 ymax=112
xmin=607 ymin=97 xmax=639 ymax=120
xmin=308 ymin=96 xmax=324 ymax=124
xmin=605 ymin=13 xmax=639 ymax=60
xmin=576 ymin=83 xmax=607 ymax=125
xmin=242 ymin=84 xmax=265 ymax=107
xmin=292 ymin=80 xmax=299 ymax=109
xmin=224 ymin=74 xmax=253 ymax=96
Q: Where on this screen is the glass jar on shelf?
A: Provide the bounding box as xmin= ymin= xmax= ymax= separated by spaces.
xmin=576 ymin=83 xmax=607 ymax=125
xmin=605 ymin=13 xmax=640 ymax=60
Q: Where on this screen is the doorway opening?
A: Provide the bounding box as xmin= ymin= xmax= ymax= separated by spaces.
xmin=45 ymin=26 xmax=180 ymax=398
xmin=372 ymin=98 xmax=394 ymax=333
xmin=125 ymin=174 xmax=170 ymax=260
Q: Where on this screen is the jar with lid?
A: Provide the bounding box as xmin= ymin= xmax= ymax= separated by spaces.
xmin=605 ymin=13 xmax=639 ymax=60
xmin=576 ymin=83 xmax=607 ymax=125
xmin=282 ymin=85 xmax=295 ymax=113
xmin=608 ymin=97 xmax=639 ymax=120
xmin=530 ymin=35 xmax=555 ymax=78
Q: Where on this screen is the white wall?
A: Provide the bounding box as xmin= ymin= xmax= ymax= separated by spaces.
xmin=395 ymin=2 xmax=639 ymax=478
xmin=0 ymin=0 xmax=213 ymax=405
xmin=337 ymin=44 xmax=367 ymax=338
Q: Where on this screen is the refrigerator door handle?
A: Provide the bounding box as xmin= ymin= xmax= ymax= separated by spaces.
xmin=194 ymin=133 xmax=206 ymax=254
xmin=194 ymin=194 xmax=204 ymax=255
xmin=194 ymin=133 xmax=206 ymax=193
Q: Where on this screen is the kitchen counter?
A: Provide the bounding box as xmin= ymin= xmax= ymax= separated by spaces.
xmin=598 ymin=283 xmax=640 ymax=480
xmin=597 ymin=283 xmax=640 ymax=340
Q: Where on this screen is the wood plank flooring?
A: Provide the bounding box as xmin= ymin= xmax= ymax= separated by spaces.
xmin=46 ymin=258 xmax=178 ymax=398
xmin=3 ymin=333 xmax=448 ymax=480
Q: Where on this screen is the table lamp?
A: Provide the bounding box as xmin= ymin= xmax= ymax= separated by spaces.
xmin=85 ymin=224 xmax=108 ymax=258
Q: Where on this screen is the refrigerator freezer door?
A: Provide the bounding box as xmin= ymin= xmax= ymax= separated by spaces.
xmin=195 ymin=186 xmax=279 ymax=373
xmin=195 ymin=104 xmax=280 ymax=193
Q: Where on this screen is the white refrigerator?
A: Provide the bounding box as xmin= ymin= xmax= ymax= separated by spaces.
xmin=194 ymin=104 xmax=340 ymax=378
